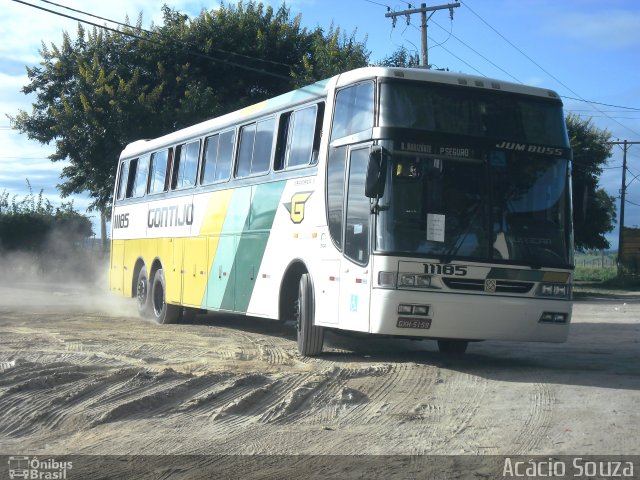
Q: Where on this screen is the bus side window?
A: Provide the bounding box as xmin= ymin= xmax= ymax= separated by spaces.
xmin=149 ymin=149 xmax=170 ymax=194
xmin=216 ymin=130 xmax=234 ymax=181
xmin=201 ymin=134 xmax=220 ymax=185
xmin=274 ymin=102 xmax=324 ymax=171
xmin=252 ymin=117 xmax=275 ymax=174
xmin=236 ymin=123 xmax=256 ymax=178
xmin=132 ymin=155 xmax=149 ymax=198
xmin=236 ymin=119 xmax=274 ymax=178
xmin=116 ymin=160 xmax=130 ymax=201
xmin=172 ymin=140 xmax=199 ymax=190
xmin=125 ymin=158 xmax=138 ymax=198
xmin=327 ymin=146 xmax=347 ymax=250
xmin=202 ymin=130 xmax=235 ymax=184
xmin=311 ymin=102 xmax=325 ymax=165
xmin=331 ymin=82 xmax=374 ymax=141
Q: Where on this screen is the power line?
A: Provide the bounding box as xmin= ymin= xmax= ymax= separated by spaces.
xmin=11 ymin=0 xmax=294 ymax=82
xmin=460 ymin=0 xmax=640 ymax=138
xmin=428 ymin=18 xmax=521 ymax=83
xmin=36 ymin=0 xmax=293 ymax=69
xmin=569 ymin=114 xmax=640 ymax=120
xmin=561 ymin=97 xmax=640 ymax=112
xmin=405 ymin=24 xmax=485 ymax=76
xmin=363 ymin=0 xmax=391 ymax=8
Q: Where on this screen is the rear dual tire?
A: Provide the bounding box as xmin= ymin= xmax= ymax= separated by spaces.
xmin=136 ymin=266 xmax=153 ymax=318
xmin=150 ymin=268 xmax=180 ymax=325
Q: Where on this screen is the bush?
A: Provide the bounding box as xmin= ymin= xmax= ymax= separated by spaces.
xmin=0 ymin=183 xmax=97 ymax=282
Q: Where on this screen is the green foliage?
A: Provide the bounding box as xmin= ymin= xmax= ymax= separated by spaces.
xmin=574 ymin=266 xmax=617 ymax=283
xmin=9 ymin=1 xmax=369 ymax=215
xmin=376 ymin=46 xmax=421 ymax=68
xmin=0 ymin=181 xmax=93 ymax=253
xmin=567 ymin=114 xmax=617 ymax=251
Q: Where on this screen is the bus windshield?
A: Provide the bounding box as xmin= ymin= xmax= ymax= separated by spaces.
xmin=376 ymin=81 xmax=572 ymax=267
xmin=376 ymin=152 xmax=571 ymax=267
xmin=379 ymin=81 xmax=568 ymax=147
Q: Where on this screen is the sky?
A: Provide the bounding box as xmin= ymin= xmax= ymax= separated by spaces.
xmin=1 ymin=0 xmax=640 ymax=248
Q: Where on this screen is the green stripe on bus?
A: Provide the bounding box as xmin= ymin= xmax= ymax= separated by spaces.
xmin=220 ymin=181 xmax=287 ymax=313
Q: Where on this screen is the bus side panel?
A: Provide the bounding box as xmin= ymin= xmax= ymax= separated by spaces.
xmin=236 ymin=181 xmax=287 ymax=315
xmin=110 ymin=240 xmax=125 ymax=295
xmin=246 ymin=177 xmax=323 ymax=319
xmin=182 ymin=236 xmax=208 ymax=307
xmin=166 ymin=238 xmax=183 ymax=305
xmin=203 ymin=187 xmax=251 ymax=311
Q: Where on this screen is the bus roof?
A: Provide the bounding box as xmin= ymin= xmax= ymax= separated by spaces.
xmin=120 ymin=67 xmax=562 ymax=159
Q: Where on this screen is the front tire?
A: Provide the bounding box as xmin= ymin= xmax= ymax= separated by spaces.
xmin=296 ymin=273 xmax=324 ymax=356
xmin=151 ymin=268 xmax=180 ymax=324
xmin=136 ymin=265 xmax=152 ymax=318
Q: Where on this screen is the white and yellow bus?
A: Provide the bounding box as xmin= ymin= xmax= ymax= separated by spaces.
xmin=110 ymin=67 xmax=574 ymax=355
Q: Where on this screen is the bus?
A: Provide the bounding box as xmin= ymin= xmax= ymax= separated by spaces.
xmin=110 ymin=66 xmax=574 ymax=355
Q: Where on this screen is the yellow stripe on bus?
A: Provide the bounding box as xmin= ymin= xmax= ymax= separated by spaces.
xmin=187 ymin=189 xmax=235 ymax=306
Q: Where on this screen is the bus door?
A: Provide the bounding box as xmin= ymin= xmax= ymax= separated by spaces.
xmin=337 ymin=145 xmax=372 ymax=333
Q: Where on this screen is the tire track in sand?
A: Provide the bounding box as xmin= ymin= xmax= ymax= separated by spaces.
xmin=508 ymin=369 xmax=554 ymax=454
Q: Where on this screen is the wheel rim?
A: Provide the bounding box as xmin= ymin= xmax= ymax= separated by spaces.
xmin=136 ymin=277 xmax=147 ymax=307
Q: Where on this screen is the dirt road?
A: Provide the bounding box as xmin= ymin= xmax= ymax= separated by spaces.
xmin=0 ymin=282 xmax=638 ymax=459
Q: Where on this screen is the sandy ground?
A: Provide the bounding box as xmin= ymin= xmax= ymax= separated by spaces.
xmin=0 ymin=281 xmax=638 ymax=462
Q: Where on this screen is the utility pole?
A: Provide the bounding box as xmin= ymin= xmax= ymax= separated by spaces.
xmin=606 ymin=140 xmax=640 ymax=274
xmin=385 ymin=2 xmax=460 ymax=68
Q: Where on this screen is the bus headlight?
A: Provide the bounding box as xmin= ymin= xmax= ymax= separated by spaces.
xmin=378 ymin=272 xmax=433 ymax=289
xmin=537 ymin=283 xmax=570 ymax=298
xmin=378 ymin=271 xmax=397 ymax=288
xmin=398 ymin=274 xmax=416 ymax=287
xmin=398 ymin=274 xmax=432 ymax=288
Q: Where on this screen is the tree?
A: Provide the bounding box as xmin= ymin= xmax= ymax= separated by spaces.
xmin=566 ymin=114 xmax=617 ymax=251
xmin=376 ymin=46 xmax=420 ymax=68
xmin=9 ymin=1 xmax=368 ymax=224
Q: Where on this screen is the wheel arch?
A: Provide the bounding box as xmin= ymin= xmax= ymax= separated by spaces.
xmin=278 ymin=259 xmax=311 ymax=322
xmin=149 ymin=257 xmax=164 ymax=284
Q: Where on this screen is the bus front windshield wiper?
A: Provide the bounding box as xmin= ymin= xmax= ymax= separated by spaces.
xmin=440 ymin=202 xmax=482 ymax=264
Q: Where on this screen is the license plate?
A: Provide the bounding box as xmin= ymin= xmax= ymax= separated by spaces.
xmin=396 ymin=317 xmax=432 ymax=329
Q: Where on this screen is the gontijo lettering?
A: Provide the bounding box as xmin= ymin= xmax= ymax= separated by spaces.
xmin=148 ymin=204 xmax=193 ymax=228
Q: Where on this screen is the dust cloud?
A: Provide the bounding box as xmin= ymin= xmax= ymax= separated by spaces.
xmin=0 ymin=235 xmax=136 ymax=318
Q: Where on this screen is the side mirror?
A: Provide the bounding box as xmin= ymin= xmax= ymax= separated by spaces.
xmin=365 ymin=145 xmax=388 ymax=198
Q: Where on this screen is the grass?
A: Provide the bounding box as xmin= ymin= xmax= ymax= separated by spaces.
xmin=573 ymin=252 xmax=640 ymax=297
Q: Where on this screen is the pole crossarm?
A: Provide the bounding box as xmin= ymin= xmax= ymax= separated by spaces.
xmin=384 ymin=2 xmax=460 ymax=67
xmin=384 ymin=3 xmax=461 ymax=18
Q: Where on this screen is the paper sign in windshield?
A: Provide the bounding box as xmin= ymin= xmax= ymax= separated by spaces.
xmin=427 ymin=214 xmax=445 ymax=242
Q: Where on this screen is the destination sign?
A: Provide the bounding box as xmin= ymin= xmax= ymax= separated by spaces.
xmin=398 ymin=141 xmax=474 ymax=158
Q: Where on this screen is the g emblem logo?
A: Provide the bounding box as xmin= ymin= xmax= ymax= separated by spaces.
xmin=285 ymin=191 xmax=313 ymax=224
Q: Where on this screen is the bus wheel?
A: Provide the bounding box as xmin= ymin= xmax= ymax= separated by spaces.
xmin=296 ymin=273 xmax=324 ymax=356
xmin=151 ymin=268 xmax=180 ymax=324
xmin=136 ymin=265 xmax=152 ymax=318
xmin=437 ymin=340 xmax=468 ymax=355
